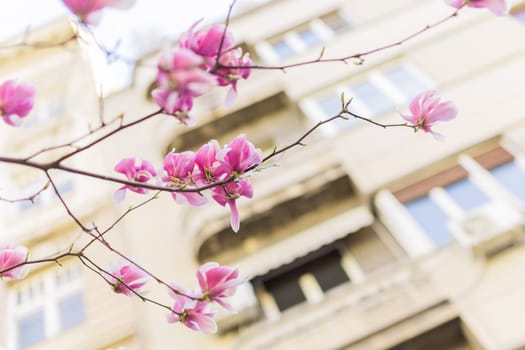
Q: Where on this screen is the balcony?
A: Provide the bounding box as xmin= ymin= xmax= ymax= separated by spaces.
xmin=235 ymin=253 xmax=459 ymax=350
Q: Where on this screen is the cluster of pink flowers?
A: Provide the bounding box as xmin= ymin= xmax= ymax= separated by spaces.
xmin=401 ymin=90 xmax=457 ymax=140
xmin=105 ymin=259 xmax=241 ymax=334
xmin=114 ymin=134 xmax=262 ymax=232
xmin=167 ymin=263 xmax=242 ymax=333
xmin=153 ymin=22 xmax=252 ymax=125
xmin=0 ymin=80 xmax=36 ymax=127
xmin=445 ymin=0 xmax=508 ymax=15
xmin=0 ymin=243 xmax=29 ymax=280
xmin=62 ymin=0 xmax=135 ymax=25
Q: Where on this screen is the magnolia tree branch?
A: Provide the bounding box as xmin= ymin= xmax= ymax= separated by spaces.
xmin=0 ymin=181 xmax=50 ymax=204
xmin=214 ymin=5 xmax=464 ymax=72
xmin=0 ymin=0 xmax=471 ymax=334
xmin=0 ymin=31 xmax=79 ymax=50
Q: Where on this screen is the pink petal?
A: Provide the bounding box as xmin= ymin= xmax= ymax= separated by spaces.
xmin=228 ymin=200 xmax=240 ymax=233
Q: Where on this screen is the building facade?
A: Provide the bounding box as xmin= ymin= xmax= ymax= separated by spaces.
xmin=3 ymin=0 xmax=525 ymax=349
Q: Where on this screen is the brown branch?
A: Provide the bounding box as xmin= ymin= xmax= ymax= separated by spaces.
xmin=0 ymin=181 xmax=50 ymax=204
xmin=80 ymin=191 xmax=161 ymax=252
xmin=215 ymin=7 xmax=462 ymax=72
xmin=215 ymin=0 xmax=238 ymax=63
xmin=0 ymin=251 xmax=77 ymax=276
xmin=77 ymin=254 xmax=179 ymax=314
xmin=0 ymin=32 xmax=79 ymax=50
xmin=45 ymin=171 xmax=94 ymax=232
xmin=54 ymin=108 xmax=163 ymax=163
xmin=24 ymin=113 xmax=125 ymax=161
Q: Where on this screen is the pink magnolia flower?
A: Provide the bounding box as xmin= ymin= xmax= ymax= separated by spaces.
xmin=107 ymin=260 xmax=148 ymax=296
xmin=167 ymin=287 xmax=217 ymax=334
xmin=212 ymin=180 xmax=253 ymax=232
xmin=153 ymin=48 xmax=216 ymax=125
xmin=0 ymin=80 xmax=36 ymax=127
xmin=194 ymin=140 xmax=223 ymax=184
xmin=401 ymin=90 xmax=457 ymax=140
xmin=114 ymin=157 xmax=157 ymax=202
xmin=62 ymin=0 xmax=135 ymax=25
xmin=217 ymin=134 xmax=262 ymax=176
xmin=0 ymin=243 xmax=29 ymax=280
xmin=197 ymin=262 xmax=242 ymax=311
xmin=180 ymin=22 xmax=235 ymax=59
xmin=445 ymin=0 xmax=508 ymax=15
xmin=163 ymin=151 xmax=208 ymax=206
xmin=215 ymin=49 xmax=252 ymax=106
xmin=152 ymin=89 xmax=196 ymax=125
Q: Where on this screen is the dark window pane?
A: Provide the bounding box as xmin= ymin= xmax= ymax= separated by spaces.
xmin=264 ymin=273 xmax=306 ymax=311
xmin=405 ymin=195 xmax=453 ymax=247
xmin=490 ymin=162 xmax=525 ymax=203
xmin=351 ymin=81 xmax=395 ymax=116
xmin=298 ymin=29 xmax=322 ymax=48
xmin=445 ymin=178 xmax=490 ymax=211
xmin=59 ymin=292 xmax=86 ymax=330
xmin=384 ymin=66 xmax=428 ymax=99
xmin=391 ymin=318 xmax=469 ymax=350
xmin=18 ymin=310 xmax=45 ymax=349
xmin=304 ymin=250 xmax=349 ymax=292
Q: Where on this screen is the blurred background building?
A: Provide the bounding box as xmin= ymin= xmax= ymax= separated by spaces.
xmin=3 ymin=0 xmax=525 ymax=349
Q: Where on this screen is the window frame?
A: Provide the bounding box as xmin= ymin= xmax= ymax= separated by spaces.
xmin=376 ymin=146 xmax=525 ymax=257
xmin=255 ymin=10 xmax=351 ymax=63
xmin=6 ymin=264 xmax=86 ymax=350
xmin=299 ymin=62 xmax=435 ymax=136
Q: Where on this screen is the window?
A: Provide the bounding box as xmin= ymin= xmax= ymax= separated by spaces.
xmin=405 ymin=195 xmax=454 ymax=247
xmin=391 ymin=318 xmax=472 ymax=350
xmin=401 ymin=176 xmax=491 ymax=247
xmin=255 ymin=226 xmax=400 ymax=315
xmin=257 ymin=10 xmax=350 ymax=62
xmin=351 ymin=80 xmax=395 ymax=116
xmin=261 ymin=248 xmax=350 ymax=312
xmin=444 ymin=178 xmax=490 ymax=211
xmin=489 ymin=161 xmax=525 ymax=203
xmin=8 ymin=265 xmax=86 ymax=349
xmin=300 ymin=63 xmax=433 ymax=134
xmin=377 ymin=146 xmax=525 ymax=256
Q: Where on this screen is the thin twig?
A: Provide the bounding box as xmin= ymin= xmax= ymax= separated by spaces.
xmin=215 ymin=7 xmax=462 ymax=72
xmin=0 ymin=181 xmax=50 ymax=204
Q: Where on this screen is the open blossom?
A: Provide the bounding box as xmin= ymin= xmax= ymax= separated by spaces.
xmin=62 ymin=0 xmax=135 ymax=25
xmin=212 ymin=180 xmax=253 ymax=232
xmin=215 ymin=48 xmax=252 ymax=106
xmin=113 ymin=157 xmax=157 ymax=202
xmin=401 ymin=90 xmax=457 ymax=140
xmin=107 ymin=260 xmax=148 ymax=296
xmin=153 ymin=48 xmax=215 ymax=125
xmin=194 ymin=140 xmax=223 ymax=184
xmin=217 ymin=134 xmax=262 ymax=176
xmin=0 ymin=80 xmax=36 ymax=127
xmin=167 ymin=287 xmax=217 ymax=334
xmin=445 ymin=0 xmax=508 ymax=15
xmin=197 ymin=262 xmax=242 ymax=311
xmin=163 ymin=151 xmax=208 ymax=206
xmin=180 ymin=22 xmax=235 ymax=60
xmin=0 ymin=243 xmax=29 ymax=280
